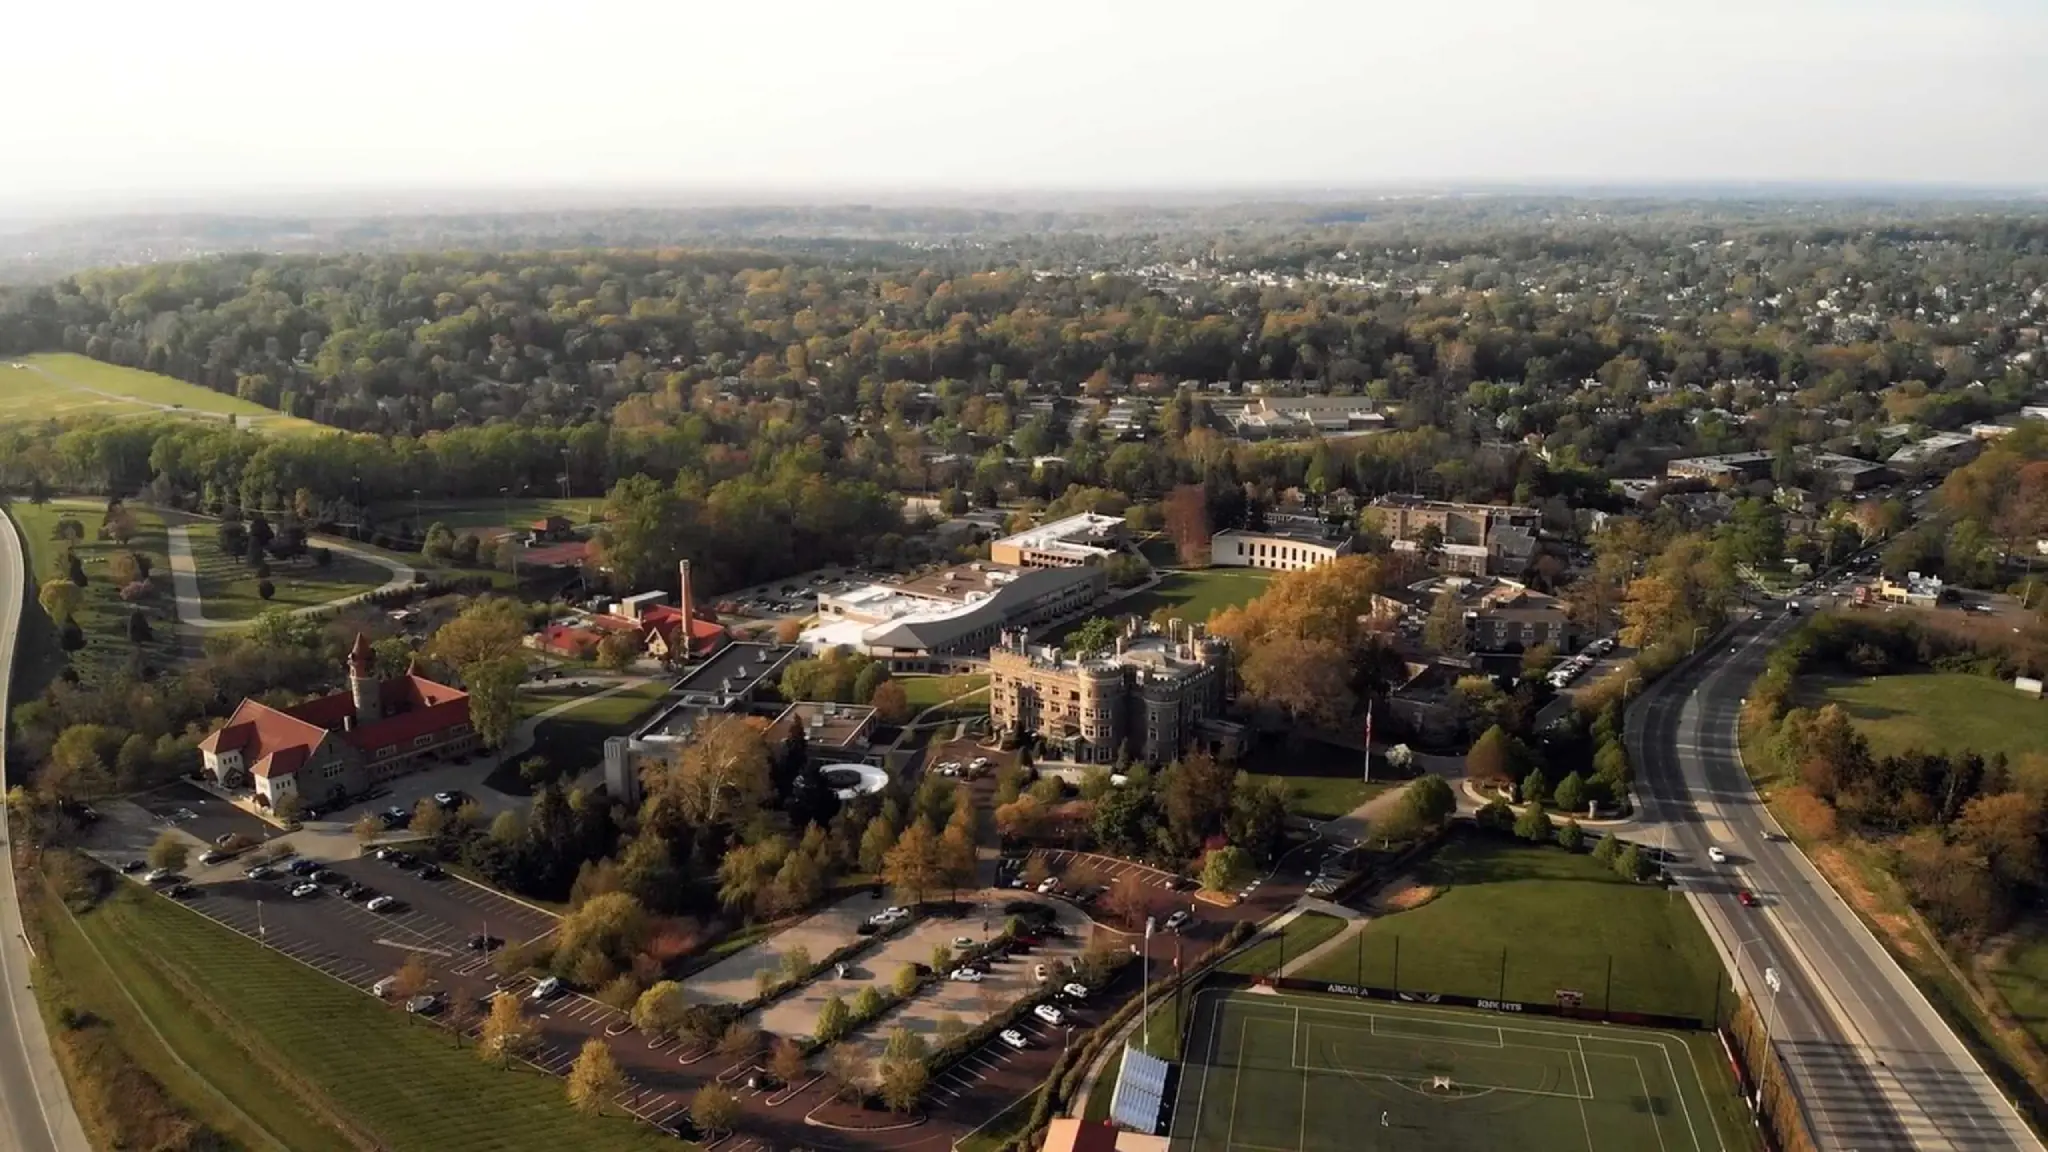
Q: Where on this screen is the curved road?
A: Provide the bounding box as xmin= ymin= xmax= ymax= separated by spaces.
xmin=1630 ymin=608 xmax=2039 ymax=1151
xmin=0 ymin=511 xmax=91 ymax=1152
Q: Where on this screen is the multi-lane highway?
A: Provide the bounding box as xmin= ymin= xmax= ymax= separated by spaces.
xmin=0 ymin=511 xmax=91 ymax=1152
xmin=1630 ymin=606 xmax=2040 ymax=1151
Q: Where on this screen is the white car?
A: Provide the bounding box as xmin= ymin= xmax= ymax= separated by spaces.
xmin=971 ymin=757 xmax=992 ymax=771
xmin=1063 ymin=982 xmax=1089 ymax=1001
xmin=1034 ymin=963 xmax=1048 ymax=981
xmin=531 ymin=976 xmax=563 ymax=1001
xmin=871 ymin=906 xmax=909 ymax=925
xmin=290 ymin=882 xmax=320 ymax=898
xmin=366 ymin=894 xmax=398 ymax=912
xmin=999 ymin=1029 xmax=1029 ymax=1050
xmin=245 ymin=864 xmax=278 ymax=880
xmin=951 ymin=968 xmax=983 ymax=983
xmin=1707 ymin=846 xmax=1729 ymax=864
xmin=1165 ymin=909 xmax=1191 ymax=930
xmin=143 ymin=867 xmax=175 ymax=884
xmin=1033 ymin=1003 xmax=1066 ymax=1026
xmin=1037 ymin=877 xmax=1059 ymax=894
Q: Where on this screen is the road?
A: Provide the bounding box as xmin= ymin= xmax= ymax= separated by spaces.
xmin=1630 ymin=607 xmax=2040 ymax=1151
xmin=0 ymin=511 xmax=91 ymax=1152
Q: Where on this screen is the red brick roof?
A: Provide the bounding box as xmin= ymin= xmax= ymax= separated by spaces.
xmin=200 ymin=672 xmax=470 ymax=779
xmin=640 ymin=604 xmax=726 ymax=656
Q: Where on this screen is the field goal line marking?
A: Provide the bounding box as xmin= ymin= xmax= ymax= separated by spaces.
xmin=1285 ymin=1018 xmax=1595 ymax=1103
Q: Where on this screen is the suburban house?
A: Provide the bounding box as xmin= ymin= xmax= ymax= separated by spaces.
xmin=198 ymin=634 xmax=476 ymax=811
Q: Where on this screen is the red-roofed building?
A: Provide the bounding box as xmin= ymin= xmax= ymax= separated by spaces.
xmin=198 ymin=633 xmax=477 ymax=811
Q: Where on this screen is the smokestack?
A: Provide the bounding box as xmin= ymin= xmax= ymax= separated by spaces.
xmin=679 ymin=559 xmax=695 ymax=635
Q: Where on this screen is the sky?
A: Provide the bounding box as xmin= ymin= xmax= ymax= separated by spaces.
xmin=4 ymin=0 xmax=2047 ymax=213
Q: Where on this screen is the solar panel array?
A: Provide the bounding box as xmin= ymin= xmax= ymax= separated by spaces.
xmin=1109 ymin=1044 xmax=1171 ymax=1134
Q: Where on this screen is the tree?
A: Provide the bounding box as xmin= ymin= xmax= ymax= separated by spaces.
xmin=930 ymin=942 xmax=955 ymax=973
xmin=870 ymin=679 xmax=911 ymax=725
xmin=37 ymin=579 xmax=80 ymax=625
xmin=632 ymin=980 xmax=687 ymax=1037
xmin=353 ymin=812 xmax=382 ymax=842
xmin=1557 ymin=818 xmax=1587 ymax=852
xmin=652 ymin=714 xmax=771 ymax=828
xmin=816 ymin=993 xmax=851 ymax=1042
xmin=938 ymin=823 xmax=977 ymax=900
xmin=1591 ymin=830 xmax=1622 ymax=865
xmin=1520 ymin=768 xmax=1549 ymax=807
xmin=1424 ymin=589 xmax=1466 ymax=654
xmin=257 ymin=579 xmax=276 ymax=601
xmin=691 ymin=1084 xmax=742 ymax=1135
xmin=718 ymin=1024 xmax=763 ymax=1063
xmin=1201 ymin=845 xmax=1252 ymax=893
xmin=1615 ymin=842 xmax=1645 ymax=882
xmin=778 ymin=945 xmax=814 ymax=985
xmin=566 ymin=1038 xmax=625 ymax=1116
xmin=126 ymin=608 xmax=152 ymax=644
xmin=1552 ymin=772 xmax=1588 ymax=815
xmin=146 ymin=830 xmax=189 ymax=872
xmin=1104 ymin=872 xmax=1157 ymax=928
xmin=107 ymin=550 xmax=144 ymax=586
xmin=852 ymin=661 xmax=890 ymax=705
xmin=462 ymin=655 xmax=527 ymax=751
xmin=882 ymin=822 xmax=944 ymax=907
xmin=1466 ymin=726 xmax=1519 ymax=784
xmin=596 ymin=630 xmax=641 ymax=672
xmin=882 ymin=1026 xmax=928 ymax=1064
xmin=478 ymin=993 xmax=536 ymax=1066
xmin=390 ymin=955 xmax=432 ymax=1009
xmin=1402 ymin=774 xmax=1457 ymax=826
xmin=879 ymin=1056 xmax=928 ymax=1114
xmin=1065 ymin=616 xmax=1121 ymax=659
xmin=893 ymin=964 xmax=923 ymax=998
xmin=826 ymin=1044 xmax=870 ymax=1101
xmin=771 ymin=1039 xmax=808 ymax=1086
xmin=1475 ymin=795 xmax=1515 ymax=834
xmin=1163 ymin=483 xmax=1212 ymax=566
xmin=851 ymin=985 xmax=884 ymax=1022
xmin=1514 ymin=802 xmax=1554 ymax=843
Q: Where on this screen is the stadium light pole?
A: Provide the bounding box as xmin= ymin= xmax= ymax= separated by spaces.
xmin=1141 ymin=916 xmax=1154 ymax=1050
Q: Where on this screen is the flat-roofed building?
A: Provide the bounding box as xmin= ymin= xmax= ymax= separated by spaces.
xmin=803 ymin=562 xmax=1106 ymax=667
xmin=987 ymin=620 xmax=1236 ymax=765
xmin=1209 ymin=526 xmax=1353 ymax=572
xmin=989 ymin=512 xmax=1127 ymax=569
xmin=1369 ymin=496 xmax=1538 ymax=577
xmin=1665 ymin=451 xmax=1777 ymax=486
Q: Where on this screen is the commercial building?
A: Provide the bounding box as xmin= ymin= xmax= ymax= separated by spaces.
xmin=989 ymin=512 xmax=1127 ymax=569
xmin=1209 ymin=526 xmax=1353 ymax=572
xmin=987 ymin=620 xmax=1237 ymax=765
xmin=601 ymin=642 xmax=796 ymax=805
xmin=1886 ymin=432 xmax=1981 ymax=475
xmin=1664 ymin=451 xmax=1777 ymax=486
xmin=802 ymin=562 xmax=1105 ymax=667
xmin=1367 ymin=496 xmax=1539 ymax=577
xmin=1374 ymin=576 xmax=1578 ymax=654
xmin=1219 ymin=395 xmax=1387 ymax=440
xmin=199 ymin=634 xmax=476 ymax=811
xmin=1799 ymin=449 xmax=1891 ymax=493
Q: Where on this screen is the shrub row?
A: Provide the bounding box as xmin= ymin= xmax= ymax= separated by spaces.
xmin=739 ymin=913 xmax=920 ymax=1021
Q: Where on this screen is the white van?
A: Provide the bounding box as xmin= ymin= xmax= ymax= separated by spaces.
xmin=373 ymin=975 xmax=399 ymax=998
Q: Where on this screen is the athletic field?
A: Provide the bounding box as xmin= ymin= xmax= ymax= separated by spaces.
xmin=1169 ymin=989 xmax=1735 ymax=1152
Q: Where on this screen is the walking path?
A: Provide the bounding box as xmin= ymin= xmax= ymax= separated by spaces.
xmin=164 ymin=524 xmax=416 ymax=630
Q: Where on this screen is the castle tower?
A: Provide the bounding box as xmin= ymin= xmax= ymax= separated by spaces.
xmin=347 ymin=632 xmax=379 ymax=718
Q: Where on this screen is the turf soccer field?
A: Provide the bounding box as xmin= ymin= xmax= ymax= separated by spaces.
xmin=1170 ymin=990 xmax=1734 ymax=1152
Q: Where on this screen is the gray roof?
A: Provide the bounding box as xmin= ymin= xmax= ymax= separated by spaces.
xmin=865 ymin=566 xmax=1096 ymax=653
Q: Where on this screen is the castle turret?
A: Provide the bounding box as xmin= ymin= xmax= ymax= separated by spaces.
xmin=347 ymin=632 xmax=379 ymax=717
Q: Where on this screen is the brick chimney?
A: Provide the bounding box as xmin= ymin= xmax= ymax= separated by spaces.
xmin=678 ymin=558 xmax=696 ymax=632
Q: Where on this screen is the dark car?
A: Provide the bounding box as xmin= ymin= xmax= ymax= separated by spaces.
xmin=314 ymin=869 xmax=344 ymax=885
xmin=1737 ymin=889 xmax=1760 ymax=907
xmin=120 ymin=859 xmax=146 ymax=874
xmin=418 ymin=863 xmax=443 ymax=879
xmin=667 ymin=1116 xmax=703 ymax=1141
xmin=466 ymin=933 xmax=503 ymax=952
xmin=288 ymin=859 xmax=321 ymax=876
xmin=166 ymin=883 xmax=198 ymax=899
xmin=389 ymin=851 xmax=419 ymax=869
xmin=341 ymin=883 xmax=374 ymax=902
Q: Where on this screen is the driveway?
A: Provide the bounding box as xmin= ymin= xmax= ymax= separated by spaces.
xmin=164 ymin=522 xmax=415 ymax=630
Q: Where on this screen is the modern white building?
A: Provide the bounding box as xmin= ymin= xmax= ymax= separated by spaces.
xmin=989 ymin=513 xmax=1127 ymax=569
xmin=1208 ymin=527 xmax=1353 ymax=572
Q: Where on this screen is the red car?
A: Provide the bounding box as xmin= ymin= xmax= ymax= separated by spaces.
xmin=1737 ymin=889 xmax=1760 ymax=907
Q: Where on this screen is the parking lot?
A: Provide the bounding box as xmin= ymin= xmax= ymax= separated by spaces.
xmin=685 ymin=889 xmax=892 ymax=1007
xmin=1029 ymin=848 xmax=1186 ymax=894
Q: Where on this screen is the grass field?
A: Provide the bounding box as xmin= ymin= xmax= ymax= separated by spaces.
xmin=66 ymin=879 xmax=674 ymax=1152
xmin=6 ymin=354 xmax=327 ymax=435
xmin=1796 ymin=671 xmax=2048 ymax=762
xmin=1241 ymin=739 xmax=1383 ymax=821
xmin=32 ymin=873 xmax=354 ymax=1152
xmin=380 ymin=497 xmax=601 ymax=533
xmin=490 ymin=679 xmax=671 ymax=795
xmin=1171 ymin=990 xmax=1746 ymax=1152
xmin=1988 ymin=931 xmax=2048 ymax=1056
xmin=6 ymin=500 xmax=182 ymax=694
xmin=186 ymin=524 xmax=390 ymax=620
xmin=898 ymin=672 xmax=990 ymax=712
xmin=1104 ymin=569 xmax=1273 ymax=629
xmin=1293 ymin=835 xmax=1727 ymax=1023
xmin=1221 ymin=912 xmax=1350 ymax=978
xmin=958 ymin=1086 xmax=1042 ymax=1152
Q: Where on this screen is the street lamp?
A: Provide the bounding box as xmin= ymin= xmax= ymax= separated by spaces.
xmin=1733 ymin=934 xmax=1785 ymax=1112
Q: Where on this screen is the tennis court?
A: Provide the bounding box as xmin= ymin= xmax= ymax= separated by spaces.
xmin=1169 ymin=988 xmax=1734 ymax=1152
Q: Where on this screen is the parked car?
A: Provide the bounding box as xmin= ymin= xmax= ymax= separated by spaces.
xmin=288 ymin=858 xmax=321 ymax=876
xmin=1706 ymin=846 xmax=1729 ymax=864
xmin=314 ymin=868 xmax=344 ymax=884
xmin=374 ymin=975 xmax=400 ymax=998
xmin=1062 ymin=983 xmax=1090 ymax=1001
xmin=999 ymin=1029 xmax=1029 ymax=1050
xmin=1037 ymin=877 xmax=1059 ymax=894
xmin=290 ymin=882 xmax=320 ymax=899
xmin=212 ymin=833 xmax=237 ymax=848
xmin=406 ymin=992 xmax=445 ymax=1016
xmin=531 ymin=976 xmax=563 ymax=1001
xmin=198 ymin=849 xmax=229 ymax=865
xmin=144 ymin=867 xmax=176 ymax=885
xmin=166 ymin=883 xmax=198 ymax=899
xmin=433 ymin=791 xmax=462 ymax=809
xmin=340 ymin=882 xmax=372 ymax=901
xmin=120 ymin=859 xmax=146 ymax=874
xmin=466 ymin=934 xmax=503 ymax=952
xmin=951 ymin=968 xmax=983 ymax=983
xmin=418 ymin=863 xmax=444 ymax=879
xmin=1034 ymin=964 xmax=1048 ymax=981
xmin=1033 ymin=1003 xmax=1066 ymax=1026
xmin=366 ymin=895 xmax=398 ymax=912
xmin=1165 ymin=909 xmax=1191 ymax=930
xmin=954 ymin=936 xmax=974 ymax=948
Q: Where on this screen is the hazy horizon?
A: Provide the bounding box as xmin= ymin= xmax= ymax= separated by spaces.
xmin=5 ymin=0 xmax=2046 ymax=216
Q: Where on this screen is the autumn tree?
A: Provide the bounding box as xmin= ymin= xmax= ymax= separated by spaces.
xmin=464 ymin=655 xmax=527 ymax=750
xmin=1103 ymin=871 xmax=1157 ymax=928
xmin=1201 ymin=845 xmax=1252 ymax=893
xmin=878 ymin=1055 xmax=929 ymax=1114
xmin=632 ymin=980 xmax=688 ymax=1037
xmin=37 ymin=578 xmax=81 ymax=625
xmin=1163 ymin=484 xmax=1212 ymax=567
xmin=1466 ymin=725 xmax=1520 ymax=785
xmin=566 ymin=1038 xmax=625 ymax=1116
xmin=146 ymin=829 xmax=189 ymax=872
xmin=692 ymin=1083 xmax=742 ymax=1135
xmin=870 ymin=679 xmax=911 ymax=725
xmin=427 ymin=596 xmax=528 ymax=669
xmin=647 ymin=714 xmax=771 ymax=828
xmin=882 ymin=823 xmax=944 ymax=907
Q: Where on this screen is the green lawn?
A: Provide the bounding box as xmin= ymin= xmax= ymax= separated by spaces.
xmin=1240 ymin=738 xmax=1383 ymax=821
xmin=490 ymin=680 xmax=672 ymax=795
xmin=1220 ymin=911 xmax=1349 ymax=977
xmin=1108 ymin=568 xmax=1272 ymax=627
xmin=380 ymin=497 xmax=601 ymax=533
xmin=957 ymin=1086 xmax=1041 ymax=1152
xmin=34 ymin=874 xmax=353 ymax=1152
xmin=1294 ymin=834 xmax=1728 ymax=1022
xmin=1796 ymin=671 xmax=2048 ymax=762
xmin=1988 ymin=928 xmax=2048 ymax=1058
xmin=10 ymin=354 xmax=327 ymax=435
xmin=897 ymin=673 xmax=989 ymax=711
xmin=69 ymin=880 xmax=675 ymax=1152
xmin=187 ymin=524 xmax=391 ymax=620
xmin=7 ymin=500 xmax=182 ymax=693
